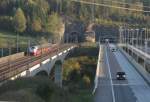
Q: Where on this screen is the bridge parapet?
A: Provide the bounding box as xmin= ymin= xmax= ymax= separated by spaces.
xmin=93 ymin=44 xmax=104 ymax=94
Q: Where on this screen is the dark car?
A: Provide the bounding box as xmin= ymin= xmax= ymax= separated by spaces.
xmin=116 ymin=72 xmax=126 ymax=80
xmin=111 ymin=48 xmax=117 ymax=52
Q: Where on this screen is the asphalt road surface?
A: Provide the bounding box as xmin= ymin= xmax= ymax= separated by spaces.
xmin=94 ymin=44 xmax=150 ymax=102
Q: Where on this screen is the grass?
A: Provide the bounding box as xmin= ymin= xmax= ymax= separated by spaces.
xmin=0 ymin=30 xmax=37 ymax=48
xmin=0 ymin=30 xmax=39 ymax=57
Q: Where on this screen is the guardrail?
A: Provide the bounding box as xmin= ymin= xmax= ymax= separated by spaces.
xmin=119 ymin=44 xmax=150 ymax=59
xmin=92 ymin=44 xmax=102 ymax=94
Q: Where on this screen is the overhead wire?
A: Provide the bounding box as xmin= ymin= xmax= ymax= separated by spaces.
xmin=71 ymin=0 xmax=150 ymax=13
xmin=105 ymin=0 xmax=150 ymax=9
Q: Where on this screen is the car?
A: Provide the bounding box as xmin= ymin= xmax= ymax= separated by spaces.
xmin=111 ymin=48 xmax=117 ymax=52
xmin=109 ymin=44 xmax=117 ymax=52
xmin=116 ymin=72 xmax=126 ymax=80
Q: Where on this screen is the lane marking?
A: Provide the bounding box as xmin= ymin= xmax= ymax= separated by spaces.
xmin=106 ymin=46 xmax=116 ymax=102
xmin=98 ymin=83 xmax=144 ymax=86
xmin=112 ymin=83 xmax=143 ymax=86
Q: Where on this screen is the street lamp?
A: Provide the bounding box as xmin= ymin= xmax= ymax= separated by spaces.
xmin=130 ymin=29 xmax=134 ymax=46
xmin=128 ymin=29 xmax=130 ymax=45
xmin=119 ymin=27 xmax=123 ymax=44
xmin=140 ymin=28 xmax=146 ymax=48
xmin=135 ymin=29 xmax=139 ymax=48
xmin=16 ymin=33 xmax=19 ymax=53
xmin=130 ymin=29 xmax=134 ymax=57
xmin=124 ymin=28 xmax=126 ymax=45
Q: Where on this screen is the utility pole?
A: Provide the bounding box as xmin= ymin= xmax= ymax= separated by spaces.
xmin=60 ymin=0 xmax=62 ymax=13
xmin=92 ymin=0 xmax=95 ymax=22
xmin=27 ymin=38 xmax=30 ymax=56
xmin=124 ymin=28 xmax=126 ymax=49
xmin=16 ymin=33 xmax=19 ymax=53
xmin=1 ymin=48 xmax=3 ymax=57
xmin=119 ymin=26 xmax=123 ymax=44
xmin=144 ymin=28 xmax=147 ymax=69
xmin=127 ymin=28 xmax=130 ymax=54
xmin=140 ymin=28 xmax=145 ymax=48
xmin=131 ymin=29 xmax=134 ymax=57
xmin=136 ymin=29 xmax=139 ymax=48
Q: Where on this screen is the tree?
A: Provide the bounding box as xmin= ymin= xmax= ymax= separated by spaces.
xmin=46 ymin=13 xmax=64 ymax=42
xmin=13 ymin=8 xmax=26 ymax=33
xmin=32 ymin=18 xmax=42 ymax=32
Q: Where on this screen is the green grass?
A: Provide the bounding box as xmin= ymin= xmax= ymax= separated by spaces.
xmin=0 ymin=30 xmax=36 ymax=48
xmin=0 ymin=30 xmax=39 ymax=57
xmin=0 ymin=30 xmax=29 ymax=40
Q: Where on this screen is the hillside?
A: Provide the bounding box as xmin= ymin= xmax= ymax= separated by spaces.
xmin=0 ymin=0 xmax=149 ymax=38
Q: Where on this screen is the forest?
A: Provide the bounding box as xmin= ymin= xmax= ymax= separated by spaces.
xmin=0 ymin=0 xmax=149 ymax=38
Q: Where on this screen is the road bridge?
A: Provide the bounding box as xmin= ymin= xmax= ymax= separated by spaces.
xmin=94 ymin=43 xmax=150 ymax=102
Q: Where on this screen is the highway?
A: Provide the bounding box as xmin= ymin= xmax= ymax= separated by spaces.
xmin=94 ymin=44 xmax=150 ymax=102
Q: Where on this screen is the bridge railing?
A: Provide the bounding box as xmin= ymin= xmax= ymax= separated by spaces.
xmin=119 ymin=44 xmax=150 ymax=59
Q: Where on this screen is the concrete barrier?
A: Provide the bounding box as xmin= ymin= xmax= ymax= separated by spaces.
xmin=92 ymin=44 xmax=102 ymax=94
xmin=119 ymin=47 xmax=150 ymax=86
xmin=0 ymin=52 xmax=24 ymax=64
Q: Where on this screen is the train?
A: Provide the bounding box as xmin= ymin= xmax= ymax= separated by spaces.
xmin=28 ymin=43 xmax=59 ymax=56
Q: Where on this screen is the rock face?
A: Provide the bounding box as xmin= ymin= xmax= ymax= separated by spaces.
xmin=84 ymin=23 xmax=95 ymax=42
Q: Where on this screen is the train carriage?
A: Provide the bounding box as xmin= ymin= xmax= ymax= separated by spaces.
xmin=29 ymin=43 xmax=58 ymax=56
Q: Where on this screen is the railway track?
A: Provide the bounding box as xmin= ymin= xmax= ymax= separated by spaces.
xmin=0 ymin=44 xmax=74 ymax=82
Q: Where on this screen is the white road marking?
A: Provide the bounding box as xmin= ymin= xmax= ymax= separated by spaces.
xmin=112 ymin=84 xmax=144 ymax=86
xmin=97 ymin=83 xmax=144 ymax=86
xmin=114 ymin=50 xmax=150 ymax=102
xmin=106 ymin=46 xmax=116 ymax=102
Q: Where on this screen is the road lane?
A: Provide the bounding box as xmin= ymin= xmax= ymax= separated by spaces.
xmin=94 ymin=45 xmax=113 ymax=102
xmin=94 ymin=44 xmax=136 ymax=102
xmin=106 ymin=46 xmax=115 ymax=102
xmin=106 ymin=45 xmax=136 ymax=102
xmin=114 ymin=49 xmax=150 ymax=102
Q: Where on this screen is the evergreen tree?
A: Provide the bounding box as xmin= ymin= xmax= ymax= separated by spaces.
xmin=32 ymin=18 xmax=42 ymax=32
xmin=13 ymin=8 xmax=26 ymax=33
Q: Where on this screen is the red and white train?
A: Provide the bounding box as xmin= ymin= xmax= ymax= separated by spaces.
xmin=28 ymin=43 xmax=59 ymax=56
